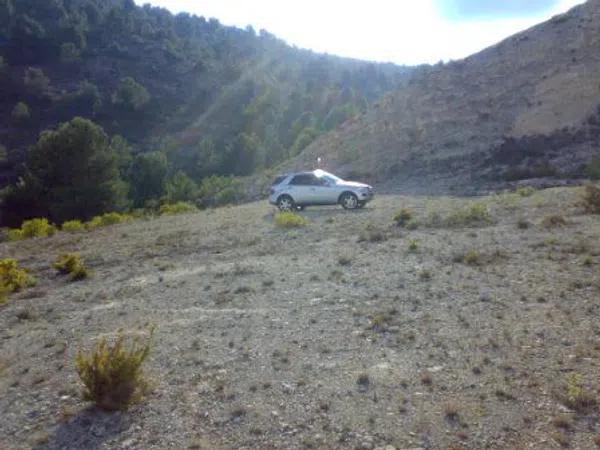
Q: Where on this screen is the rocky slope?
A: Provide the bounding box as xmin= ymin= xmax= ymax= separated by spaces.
xmin=287 ymin=0 xmax=600 ymax=193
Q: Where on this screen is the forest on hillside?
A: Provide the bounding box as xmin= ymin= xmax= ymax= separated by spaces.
xmin=0 ymin=0 xmax=414 ymax=225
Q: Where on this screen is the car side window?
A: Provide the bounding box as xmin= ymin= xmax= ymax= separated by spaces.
xmin=290 ymin=174 xmax=311 ymax=185
xmin=307 ymin=175 xmax=325 ymax=186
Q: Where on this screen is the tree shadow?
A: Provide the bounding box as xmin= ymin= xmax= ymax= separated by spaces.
xmin=41 ymin=406 xmax=132 ymax=450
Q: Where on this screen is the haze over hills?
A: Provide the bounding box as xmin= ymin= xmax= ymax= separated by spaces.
xmin=287 ymin=0 xmax=600 ymax=193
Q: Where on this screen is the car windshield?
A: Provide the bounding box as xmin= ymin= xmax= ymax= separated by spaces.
xmin=314 ymin=169 xmax=343 ymax=184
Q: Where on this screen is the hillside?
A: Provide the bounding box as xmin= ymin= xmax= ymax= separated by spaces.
xmin=287 ymin=0 xmax=600 ymax=193
xmin=0 ymin=0 xmax=410 ymax=187
xmin=0 ymin=187 xmax=599 ymax=449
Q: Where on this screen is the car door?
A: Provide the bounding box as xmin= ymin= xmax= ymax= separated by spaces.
xmin=311 ymin=175 xmax=338 ymax=204
xmin=288 ymin=174 xmax=314 ymax=204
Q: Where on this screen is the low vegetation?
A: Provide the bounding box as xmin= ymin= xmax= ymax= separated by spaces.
xmin=53 ymin=254 xmax=90 ymax=281
xmin=542 ymin=214 xmax=567 ymax=228
xmin=76 ymin=331 xmax=153 ymax=411
xmin=275 ymin=212 xmax=309 ymax=229
xmin=159 ymin=202 xmax=197 ymax=216
xmin=61 ymin=220 xmax=86 ymax=233
xmin=358 ymin=223 xmax=387 ymax=242
xmin=0 ymin=259 xmax=36 ymax=303
xmin=86 ymin=212 xmax=133 ymax=230
xmin=393 ymin=208 xmax=413 ymax=227
xmin=8 ymin=218 xmax=57 ymax=241
xmin=444 ymin=203 xmax=493 ymax=227
xmin=560 ymin=373 xmax=597 ymax=413
xmin=582 ymin=184 xmax=600 ymax=214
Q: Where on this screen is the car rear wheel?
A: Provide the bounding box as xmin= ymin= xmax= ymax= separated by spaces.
xmin=277 ymin=195 xmax=295 ymax=212
xmin=340 ymin=192 xmax=359 ymax=210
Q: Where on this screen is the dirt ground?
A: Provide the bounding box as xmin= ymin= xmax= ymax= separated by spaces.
xmin=0 ymin=187 xmax=599 ymax=450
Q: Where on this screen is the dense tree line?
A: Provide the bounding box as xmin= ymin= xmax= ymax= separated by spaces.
xmin=0 ymin=0 xmax=413 ymax=224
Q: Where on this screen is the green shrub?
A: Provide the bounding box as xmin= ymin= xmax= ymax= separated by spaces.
xmin=275 ymin=212 xmax=308 ymax=228
xmin=98 ymin=212 xmax=132 ymax=226
xmin=62 ymin=220 xmax=85 ymax=233
xmin=164 ymin=171 xmax=198 ymax=203
xmin=76 ymin=331 xmax=153 ymax=411
xmin=463 ymin=250 xmax=481 ymax=265
xmin=0 ymin=259 xmax=36 ymax=303
xmin=393 ymin=208 xmax=413 ymax=227
xmin=86 ymin=212 xmax=133 ymax=230
xmin=405 ymin=219 xmax=419 ymax=230
xmin=54 ymin=253 xmax=90 ymax=281
xmin=159 ymin=202 xmax=197 ymax=216
xmin=7 ymin=229 xmax=24 ymax=241
xmin=408 ymin=239 xmax=419 ymax=252
xmin=11 ymin=102 xmax=30 ymax=123
xmin=24 ymin=67 xmax=50 ymax=95
xmin=516 ymin=186 xmax=536 ymax=197
xmin=198 ymin=175 xmax=243 ymax=208
xmin=8 ymin=218 xmax=57 ymax=240
xmin=582 ymin=184 xmax=600 ymax=214
xmin=560 ymin=373 xmax=597 ymax=412
xmin=85 ymin=216 xmax=103 ymax=230
xmin=445 ymin=203 xmax=492 ymax=227
xmin=584 ymin=158 xmax=600 ymax=180
xmin=113 ymin=77 xmax=150 ymax=111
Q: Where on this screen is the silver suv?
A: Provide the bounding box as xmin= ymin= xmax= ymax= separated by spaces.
xmin=269 ymin=169 xmax=374 ymax=211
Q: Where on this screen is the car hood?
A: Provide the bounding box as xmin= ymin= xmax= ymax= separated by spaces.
xmin=336 ymin=181 xmax=371 ymax=189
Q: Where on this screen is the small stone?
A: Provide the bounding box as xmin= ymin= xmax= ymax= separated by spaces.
xmin=479 ymin=291 xmax=492 ymax=302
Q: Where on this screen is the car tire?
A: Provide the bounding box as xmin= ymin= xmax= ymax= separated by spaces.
xmin=277 ymin=195 xmax=295 ymax=212
xmin=340 ymin=192 xmax=359 ymax=210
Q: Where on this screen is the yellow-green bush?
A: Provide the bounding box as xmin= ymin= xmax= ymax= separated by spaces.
xmin=8 ymin=218 xmax=57 ymax=241
xmin=76 ymin=332 xmax=153 ymax=411
xmin=86 ymin=212 xmax=132 ymax=230
xmin=159 ymin=202 xmax=197 ymax=216
xmin=0 ymin=259 xmax=36 ymax=302
xmin=7 ymin=229 xmax=24 ymax=241
xmin=53 ymin=253 xmax=90 ymax=281
xmin=275 ymin=212 xmax=309 ymax=228
xmin=62 ymin=220 xmax=85 ymax=233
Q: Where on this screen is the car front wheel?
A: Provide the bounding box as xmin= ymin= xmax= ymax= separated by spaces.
xmin=340 ymin=192 xmax=359 ymax=210
xmin=277 ymin=195 xmax=295 ymax=212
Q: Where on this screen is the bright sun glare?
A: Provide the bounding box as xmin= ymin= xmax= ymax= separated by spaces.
xmin=135 ymin=0 xmax=584 ymax=64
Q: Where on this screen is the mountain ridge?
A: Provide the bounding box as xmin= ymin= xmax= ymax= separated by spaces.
xmin=284 ymin=0 xmax=600 ymax=193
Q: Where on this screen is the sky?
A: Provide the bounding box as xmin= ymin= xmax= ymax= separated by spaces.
xmin=134 ymin=0 xmax=585 ymax=65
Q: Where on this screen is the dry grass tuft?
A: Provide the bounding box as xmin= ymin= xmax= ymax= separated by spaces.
xmin=582 ymin=184 xmax=600 ymax=214
xmin=542 ymin=214 xmax=568 ymax=229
